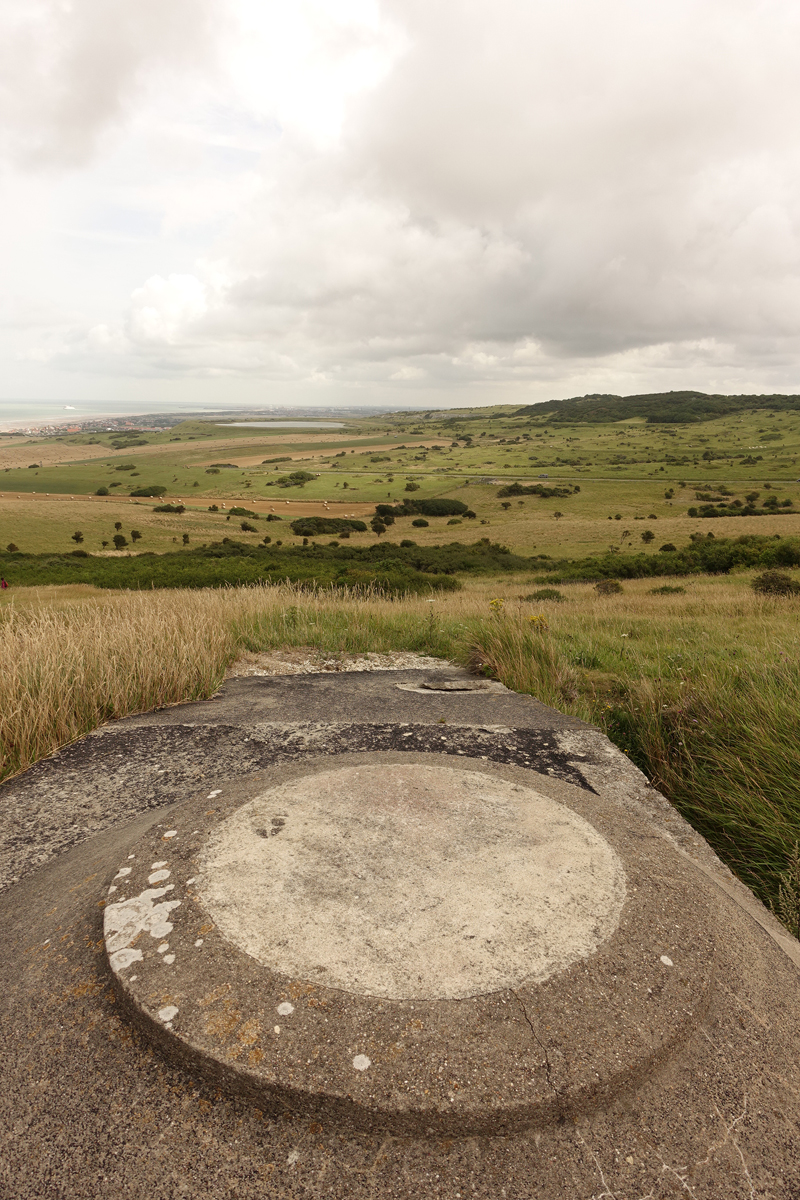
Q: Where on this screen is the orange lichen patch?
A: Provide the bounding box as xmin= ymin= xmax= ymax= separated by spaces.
xmin=69 ymin=873 xmax=97 ymax=894
xmin=288 ymin=981 xmax=317 ymax=1000
xmin=199 ymin=923 xmax=215 ymax=934
xmin=306 ymin=996 xmax=329 ymax=1009
xmin=237 ymin=1019 xmax=261 ymax=1046
xmin=205 ymin=1007 xmax=242 ymax=1039
xmin=404 ymin=1018 xmax=424 ymax=1032
xmin=197 ymin=983 xmax=231 ymax=1008
xmin=70 ymin=978 xmax=104 ymax=999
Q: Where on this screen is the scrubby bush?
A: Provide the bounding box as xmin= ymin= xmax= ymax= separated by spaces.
xmin=240 ymin=521 xmax=257 ymax=532
xmin=649 ymin=585 xmax=686 ymax=595
xmin=522 ymin=588 xmax=565 ymax=602
xmin=751 ymin=570 xmax=800 ymax=596
xmin=95 ymin=486 xmax=109 ymax=496
xmin=153 ymin=504 xmax=186 ymax=514
xmin=376 ymin=498 xmax=468 ymax=518
xmin=659 ymin=543 xmax=677 ymax=552
xmin=412 ymin=518 xmax=429 ymax=527
xmin=404 ymin=481 xmax=420 ymax=492
xmin=112 ymin=534 xmax=128 ymax=550
xmin=595 ymin=579 xmax=623 ymax=595
xmin=130 ymin=486 xmax=167 ymax=497
xmin=291 ymin=517 xmax=366 ymax=536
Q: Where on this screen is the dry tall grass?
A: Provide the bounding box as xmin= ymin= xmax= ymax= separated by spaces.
xmin=3 ymin=576 xmax=800 ymax=929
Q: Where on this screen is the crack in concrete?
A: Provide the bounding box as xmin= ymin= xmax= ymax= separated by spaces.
xmin=510 ymin=989 xmax=566 ymax=1117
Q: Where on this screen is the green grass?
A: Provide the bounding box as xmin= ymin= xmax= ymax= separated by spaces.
xmin=2 ymin=573 xmax=800 ymax=934
xmin=4 ymin=397 xmax=800 ymax=935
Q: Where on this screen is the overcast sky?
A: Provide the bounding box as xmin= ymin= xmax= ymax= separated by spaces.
xmin=1 ymin=0 xmax=800 ymax=414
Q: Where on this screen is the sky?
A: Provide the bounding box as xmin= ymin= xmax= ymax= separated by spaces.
xmin=1 ymin=0 xmax=800 ymax=416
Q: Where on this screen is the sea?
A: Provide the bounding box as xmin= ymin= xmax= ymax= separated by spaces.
xmin=0 ymin=398 xmax=365 ymax=431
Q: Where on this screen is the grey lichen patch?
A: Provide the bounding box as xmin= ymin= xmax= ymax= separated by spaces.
xmin=104 ymin=883 xmax=181 ymax=974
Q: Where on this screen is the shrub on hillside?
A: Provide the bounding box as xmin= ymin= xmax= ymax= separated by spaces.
xmin=522 ymin=588 xmax=565 ymax=602
xmin=751 ymin=570 xmax=800 ymax=596
xmin=650 ymin=585 xmax=686 ymax=595
xmin=595 ymin=579 xmax=623 ymax=595
xmin=291 ymin=517 xmax=367 ymax=536
xmin=153 ymin=504 xmax=185 ymax=514
xmin=130 ymin=486 xmax=167 ymax=497
xmin=496 ymin=482 xmax=575 ymax=499
xmin=412 ymin=518 xmax=429 ymax=527
xmin=375 ymin=498 xmax=468 ymax=518
xmin=95 ymin=487 xmax=109 ymax=496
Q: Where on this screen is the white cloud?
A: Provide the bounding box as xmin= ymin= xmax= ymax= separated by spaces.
xmin=2 ymin=0 xmax=800 ymax=403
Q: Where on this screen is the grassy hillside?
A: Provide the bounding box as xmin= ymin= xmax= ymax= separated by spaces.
xmin=2 ymin=575 xmax=799 ymax=937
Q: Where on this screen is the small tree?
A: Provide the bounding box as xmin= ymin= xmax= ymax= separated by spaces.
xmin=553 ymin=511 xmax=563 ymax=520
xmin=130 ymin=530 xmax=142 ymax=542
xmin=240 ymin=521 xmax=257 ymax=532
xmin=641 ymin=529 xmax=656 ymax=543
xmin=404 ymin=481 xmax=420 ymax=492
xmin=6 ymin=543 xmax=18 ymax=553
xmin=371 ymin=519 xmax=387 ymax=536
xmin=112 ymin=534 xmax=128 ymax=550
xmin=71 ymin=531 xmax=84 ymax=544
xmin=182 ymin=533 xmax=190 ymax=545
xmin=501 ymin=502 xmax=511 ymax=510
xmin=114 ymin=521 xmax=122 ymax=532
xmin=101 ymin=541 xmax=109 ymax=549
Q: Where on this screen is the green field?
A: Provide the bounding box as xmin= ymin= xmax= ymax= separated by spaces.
xmin=2 ymin=393 xmax=800 ymax=939
xmin=3 ymin=407 xmax=800 ymax=559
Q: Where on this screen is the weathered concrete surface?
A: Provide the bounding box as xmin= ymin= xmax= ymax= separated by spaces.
xmin=196 ymin=762 xmax=627 ymax=997
xmin=101 ymin=754 xmax=717 ymax=1138
xmin=1 ymin=667 xmax=800 ymax=1197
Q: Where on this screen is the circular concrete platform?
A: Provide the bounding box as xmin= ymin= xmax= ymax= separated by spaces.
xmin=103 ymin=752 xmax=716 ymax=1136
